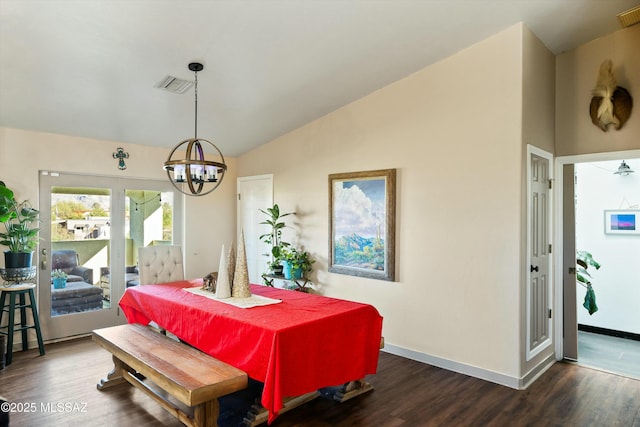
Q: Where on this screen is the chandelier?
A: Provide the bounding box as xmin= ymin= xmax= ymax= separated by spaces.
xmin=163 ymin=62 xmax=227 ymax=196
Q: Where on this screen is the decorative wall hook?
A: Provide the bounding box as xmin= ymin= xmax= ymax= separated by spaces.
xmin=113 ymin=147 xmax=129 ymax=170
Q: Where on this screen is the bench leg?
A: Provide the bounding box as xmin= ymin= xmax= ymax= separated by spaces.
xmin=97 ymin=355 xmax=129 ymax=390
xmin=332 ymin=379 xmax=374 ymax=402
xmin=119 ymin=368 xmax=222 ymax=427
xmin=317 ymin=379 xmax=374 ymax=402
xmin=96 ymin=352 xmax=222 ymax=427
xmin=193 ymin=399 xmax=219 ymax=427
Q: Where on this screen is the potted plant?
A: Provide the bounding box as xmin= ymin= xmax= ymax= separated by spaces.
xmin=0 ymin=182 xmax=40 ymax=268
xmin=281 ymin=247 xmax=315 ymax=280
xmin=259 ymin=204 xmax=294 ymax=277
xmin=52 ymin=269 xmax=68 ymax=289
xmin=577 ymin=250 xmax=601 ymax=315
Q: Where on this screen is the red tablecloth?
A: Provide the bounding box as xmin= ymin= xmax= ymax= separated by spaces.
xmin=119 ymin=281 xmax=383 ymax=423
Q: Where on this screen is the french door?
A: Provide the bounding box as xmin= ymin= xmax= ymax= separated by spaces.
xmin=38 ymin=171 xmax=183 ymax=340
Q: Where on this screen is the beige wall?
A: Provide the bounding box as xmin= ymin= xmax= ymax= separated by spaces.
xmin=522 ymin=29 xmax=556 ymax=154
xmin=554 ymin=23 xmax=639 ymax=367
xmin=239 ymin=24 xmax=530 ymax=381
xmin=556 ymin=25 xmax=640 ymax=156
xmin=0 ymin=127 xmax=237 ymax=279
xmin=520 ymin=28 xmax=556 ymax=375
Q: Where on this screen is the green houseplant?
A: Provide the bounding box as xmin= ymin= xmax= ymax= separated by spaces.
xmin=0 ymin=182 xmax=40 ymax=268
xmin=259 ymin=204 xmax=294 ymax=277
xmin=52 ymin=269 xmax=68 ymax=289
xmin=281 ymin=247 xmax=315 ymax=280
xmin=577 ymin=250 xmax=601 ymax=315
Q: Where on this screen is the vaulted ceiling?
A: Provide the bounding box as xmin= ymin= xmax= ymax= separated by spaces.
xmin=1 ymin=1 xmax=638 ymax=156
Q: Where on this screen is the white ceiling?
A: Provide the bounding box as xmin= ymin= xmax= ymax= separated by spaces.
xmin=1 ymin=0 xmax=638 ymax=157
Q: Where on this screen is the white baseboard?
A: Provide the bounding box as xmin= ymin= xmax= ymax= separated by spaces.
xmin=382 ymin=344 xmax=556 ymax=390
xmin=520 ymin=353 xmax=556 ymax=388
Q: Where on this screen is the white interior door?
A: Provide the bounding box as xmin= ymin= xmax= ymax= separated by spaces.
xmin=562 ymin=164 xmax=578 ymax=360
xmin=237 ymin=175 xmax=273 ymax=284
xmin=526 ymin=146 xmax=553 ymax=360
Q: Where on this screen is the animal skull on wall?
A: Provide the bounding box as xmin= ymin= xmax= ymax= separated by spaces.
xmin=589 ymin=59 xmax=633 ymax=132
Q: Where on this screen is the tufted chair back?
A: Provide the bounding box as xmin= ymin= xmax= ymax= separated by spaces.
xmin=138 ymin=245 xmax=184 ymax=285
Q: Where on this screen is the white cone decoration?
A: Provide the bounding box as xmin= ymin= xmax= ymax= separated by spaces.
xmin=215 ymin=244 xmax=231 ymax=299
xmin=232 ymin=230 xmax=251 ymax=298
xmin=226 ymin=241 xmax=236 ymax=296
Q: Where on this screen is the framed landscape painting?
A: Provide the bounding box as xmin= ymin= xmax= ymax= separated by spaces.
xmin=328 ymin=169 xmax=396 ymax=281
xmin=604 ymin=210 xmax=640 ymax=235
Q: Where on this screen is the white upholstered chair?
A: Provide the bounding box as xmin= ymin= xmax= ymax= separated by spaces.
xmin=137 ymin=245 xmax=184 ymax=336
xmin=137 ymin=245 xmax=184 ymax=285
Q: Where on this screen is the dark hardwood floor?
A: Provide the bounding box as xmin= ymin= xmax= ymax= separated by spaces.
xmin=1 ymin=337 xmax=639 ymax=426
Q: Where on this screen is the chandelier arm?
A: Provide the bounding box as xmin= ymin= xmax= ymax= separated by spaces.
xmin=184 ymin=140 xmax=197 ymax=194
xmin=186 ymin=140 xmax=204 ymax=195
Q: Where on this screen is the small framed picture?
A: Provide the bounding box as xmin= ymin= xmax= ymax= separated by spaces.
xmin=604 ymin=210 xmax=640 ymax=235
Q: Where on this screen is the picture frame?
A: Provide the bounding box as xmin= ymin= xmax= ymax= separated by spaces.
xmin=604 ymin=210 xmax=640 ymax=235
xmin=328 ymin=169 xmax=396 ymax=281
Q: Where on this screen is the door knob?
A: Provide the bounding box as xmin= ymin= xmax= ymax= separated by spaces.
xmin=530 ymin=265 xmax=539 ymax=272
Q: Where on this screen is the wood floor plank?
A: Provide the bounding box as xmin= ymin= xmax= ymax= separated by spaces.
xmin=0 ymin=337 xmax=639 ymax=426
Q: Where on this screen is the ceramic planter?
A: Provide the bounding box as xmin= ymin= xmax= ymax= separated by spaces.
xmin=53 ymin=277 xmax=67 ymax=289
xmin=272 ymin=264 xmax=284 ymax=276
xmin=282 ymin=261 xmax=303 ymax=280
xmin=4 ymin=251 xmax=33 ymax=269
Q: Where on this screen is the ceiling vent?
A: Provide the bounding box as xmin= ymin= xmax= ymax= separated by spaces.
xmin=617 ymin=5 xmax=640 ymax=28
xmin=155 ymin=75 xmax=194 ymax=94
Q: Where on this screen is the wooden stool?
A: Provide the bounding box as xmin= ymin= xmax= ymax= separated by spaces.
xmin=0 ymin=283 xmax=45 ymax=366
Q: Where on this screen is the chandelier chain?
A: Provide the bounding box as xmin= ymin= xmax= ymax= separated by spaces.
xmin=194 ymin=71 xmax=198 ymax=139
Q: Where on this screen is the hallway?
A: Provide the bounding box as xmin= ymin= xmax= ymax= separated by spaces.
xmin=578 ymin=330 xmax=640 ymax=380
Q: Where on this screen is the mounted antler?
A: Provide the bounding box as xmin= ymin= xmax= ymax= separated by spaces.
xmin=589 ymin=59 xmax=633 ymax=131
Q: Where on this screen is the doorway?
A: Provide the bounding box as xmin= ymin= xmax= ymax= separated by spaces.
xmin=237 ymin=175 xmax=273 ymax=284
xmin=574 ymin=158 xmax=640 ymax=378
xmin=555 ymin=152 xmax=640 ymax=379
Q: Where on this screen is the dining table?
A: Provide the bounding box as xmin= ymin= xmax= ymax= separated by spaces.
xmin=118 ymin=280 xmax=383 ymax=423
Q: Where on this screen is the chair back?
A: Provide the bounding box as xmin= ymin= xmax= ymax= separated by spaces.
xmin=138 ymin=245 xmax=184 ymax=285
xmin=51 ymin=250 xmax=79 ymax=271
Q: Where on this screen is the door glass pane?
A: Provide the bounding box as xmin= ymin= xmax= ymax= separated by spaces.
xmin=123 ymin=190 xmax=174 ymax=287
xmin=50 ymin=187 xmax=110 ymax=316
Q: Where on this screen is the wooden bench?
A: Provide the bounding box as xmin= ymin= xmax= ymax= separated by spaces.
xmin=93 ymin=324 xmax=248 ymax=427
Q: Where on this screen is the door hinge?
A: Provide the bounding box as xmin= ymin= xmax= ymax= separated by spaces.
xmin=569 ymin=267 xmax=576 ymax=274
xmin=238 ymin=193 xmax=241 ymax=201
xmin=548 ymin=244 xmax=552 ymax=253
xmin=549 ymin=309 xmax=552 ymax=319
xmin=548 ymin=179 xmax=552 ymax=190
